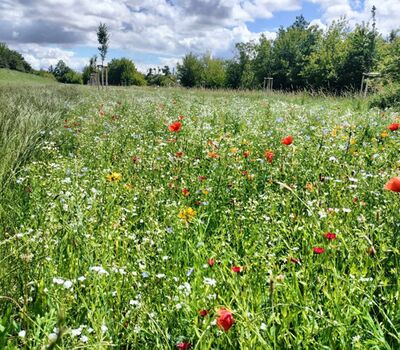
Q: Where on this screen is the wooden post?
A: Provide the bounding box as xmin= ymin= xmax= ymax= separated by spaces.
xmin=105 ymin=66 xmax=108 ymax=87
xmin=360 ymin=73 xmax=365 ymax=96
xmin=263 ymin=77 xmax=266 ymax=90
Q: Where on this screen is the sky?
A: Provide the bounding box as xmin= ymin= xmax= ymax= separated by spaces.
xmin=0 ymin=0 xmax=399 ymax=73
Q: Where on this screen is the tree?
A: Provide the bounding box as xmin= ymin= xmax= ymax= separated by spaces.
xmin=52 ymin=60 xmax=82 ymax=84
xmin=82 ymin=55 xmax=97 ymax=84
xmin=339 ymin=23 xmax=377 ymax=89
xmin=97 ymin=23 xmax=110 ymax=66
xmin=0 ymin=42 xmax=32 ymax=72
xmin=177 ymin=53 xmax=204 ymax=87
xmin=303 ymin=19 xmax=348 ymax=91
xmin=271 ymin=16 xmax=321 ymax=89
xmin=253 ymin=34 xmax=273 ymax=88
xmin=202 ymin=54 xmax=226 ymax=88
xmin=108 ymin=58 xmax=146 ymax=86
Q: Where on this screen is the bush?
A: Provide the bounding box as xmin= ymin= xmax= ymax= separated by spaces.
xmin=369 ymin=83 xmax=400 ymax=109
xmin=108 ymin=58 xmax=146 ymax=86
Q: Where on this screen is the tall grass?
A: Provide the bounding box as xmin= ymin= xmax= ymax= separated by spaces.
xmin=0 ymin=85 xmax=399 ymax=349
xmin=0 ymin=86 xmax=81 ymax=189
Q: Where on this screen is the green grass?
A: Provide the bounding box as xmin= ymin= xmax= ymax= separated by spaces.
xmin=0 ymin=69 xmax=57 ymax=86
xmin=1 ymin=85 xmax=400 ymax=349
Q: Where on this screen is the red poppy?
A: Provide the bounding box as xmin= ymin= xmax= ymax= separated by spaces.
xmin=282 ymin=135 xmax=293 ymax=145
xmin=242 ymin=171 xmax=249 ymax=176
xmin=384 ymin=177 xmax=400 ymax=192
xmin=207 ymin=258 xmax=215 ymax=267
xmin=199 ymin=309 xmax=208 ymax=317
xmin=175 ymin=152 xmax=184 ymax=158
xmin=388 ymin=123 xmax=400 ymax=131
xmin=198 ymin=176 xmax=207 ymax=182
xmin=243 ymin=151 xmax=251 ymax=158
xmin=216 ymin=308 xmax=234 ymax=332
xmin=313 ymin=247 xmax=325 ymax=254
xmin=182 ymin=188 xmax=190 ymax=197
xmin=231 ymin=266 xmax=243 ymax=273
xmin=177 ymin=342 xmax=192 ymax=350
xmin=168 ymin=121 xmax=182 ymax=132
xmin=264 ymin=150 xmax=274 ymax=163
xmin=178 ymin=115 xmax=185 ymax=120
xmin=323 ymin=232 xmax=337 ymax=240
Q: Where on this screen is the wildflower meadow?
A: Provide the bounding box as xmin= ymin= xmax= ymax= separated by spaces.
xmin=1 ymin=85 xmax=400 ymax=349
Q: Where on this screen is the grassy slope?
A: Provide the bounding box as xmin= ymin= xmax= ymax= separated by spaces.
xmin=0 ymin=68 xmax=57 ymax=85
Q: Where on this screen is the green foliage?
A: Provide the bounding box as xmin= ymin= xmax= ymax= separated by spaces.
xmin=0 ymin=42 xmax=32 ymax=73
xmin=97 ymin=23 xmax=110 ymax=65
xmin=369 ymin=82 xmax=400 ymax=109
xmin=303 ymin=20 xmax=348 ymax=91
xmin=146 ymin=68 xmax=177 ymax=87
xmin=108 ymin=58 xmax=146 ymax=86
xmin=52 ymin=60 xmax=82 ymax=84
xmin=82 ymin=56 xmax=97 ymax=84
xmin=339 ymin=24 xmax=377 ymax=89
xmin=272 ymin=16 xmax=322 ymax=89
xmin=177 ymin=53 xmax=204 ymax=87
xmin=202 ymin=54 xmax=226 ymax=88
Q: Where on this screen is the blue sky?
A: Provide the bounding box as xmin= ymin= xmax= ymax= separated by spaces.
xmin=1 ymin=0 xmax=397 ymax=72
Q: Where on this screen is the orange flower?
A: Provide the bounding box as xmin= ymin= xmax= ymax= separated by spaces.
xmin=282 ymin=135 xmax=293 ymax=145
xmin=305 ymin=182 xmax=314 ymax=192
xmin=216 ymin=308 xmax=234 ymax=332
xmin=207 ymin=151 xmax=219 ymax=159
xmin=264 ymin=150 xmax=274 ymax=163
xmin=168 ymin=121 xmax=182 ymax=132
xmin=384 ymin=177 xmax=400 ymax=192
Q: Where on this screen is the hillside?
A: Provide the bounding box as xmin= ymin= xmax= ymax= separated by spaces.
xmin=0 ymin=68 xmax=57 ymax=85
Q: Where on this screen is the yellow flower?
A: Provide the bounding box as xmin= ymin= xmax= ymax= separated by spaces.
xmin=230 ymin=147 xmax=238 ymax=154
xmin=179 ymin=207 xmax=196 ymax=223
xmin=305 ymin=182 xmax=314 ymax=192
xmin=350 ymin=138 xmax=357 ymax=145
xmin=106 ymin=172 xmax=122 ymax=182
xmin=381 ymin=131 xmax=389 ymax=138
xmin=202 ymin=189 xmax=209 ymax=195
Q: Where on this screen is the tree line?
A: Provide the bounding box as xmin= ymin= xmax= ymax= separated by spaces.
xmin=177 ymin=14 xmax=399 ymax=93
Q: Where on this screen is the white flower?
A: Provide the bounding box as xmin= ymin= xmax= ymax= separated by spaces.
xmin=80 ymin=335 xmax=88 ymax=343
xmin=101 ymin=324 xmax=108 ymax=334
xmin=178 ymin=282 xmax=191 ymax=296
xmin=156 ymin=273 xmax=166 ymax=279
xmin=71 ymin=328 xmax=82 ymax=337
xmin=203 ymin=277 xmax=217 ymax=287
xmin=48 ymin=333 xmax=58 ymax=342
xmin=89 ymin=266 xmax=109 ymax=275
xmin=343 ymin=208 xmax=351 ymax=213
xmin=53 ymin=277 xmax=64 ymax=285
xmin=260 ymin=323 xmax=267 ymax=331
xmin=18 ymin=330 xmax=26 ymax=338
xmin=130 ymin=299 xmax=141 ymax=307
xmin=63 ymin=280 xmax=73 ymax=290
xmin=77 ymin=276 xmax=86 ymax=282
